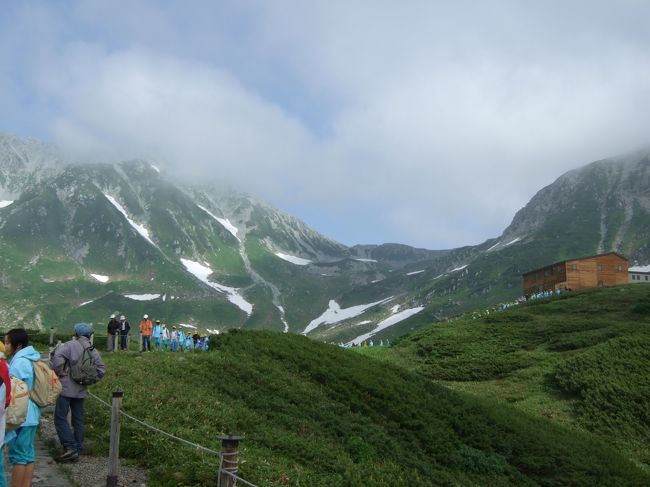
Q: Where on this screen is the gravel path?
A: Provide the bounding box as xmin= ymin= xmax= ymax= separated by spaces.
xmin=39 ymin=412 xmax=149 ymax=487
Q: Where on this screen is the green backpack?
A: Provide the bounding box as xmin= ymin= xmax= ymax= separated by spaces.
xmin=69 ymin=343 xmax=99 ymax=386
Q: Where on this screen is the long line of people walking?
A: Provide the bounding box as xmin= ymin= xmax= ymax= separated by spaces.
xmin=106 ymin=314 xmax=210 ymax=352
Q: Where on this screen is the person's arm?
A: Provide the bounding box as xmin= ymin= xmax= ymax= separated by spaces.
xmin=52 ymin=343 xmax=70 ymax=376
xmin=92 ymin=349 xmax=107 ymax=379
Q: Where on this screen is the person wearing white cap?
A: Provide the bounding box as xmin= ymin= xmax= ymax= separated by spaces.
xmin=118 ymin=315 xmax=130 ymax=350
xmin=106 ymin=314 xmax=119 ymax=352
xmin=139 ymin=315 xmax=153 ymax=352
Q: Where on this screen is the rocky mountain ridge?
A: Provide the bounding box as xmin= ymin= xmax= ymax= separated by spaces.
xmin=1 ymin=132 xmax=649 ymax=343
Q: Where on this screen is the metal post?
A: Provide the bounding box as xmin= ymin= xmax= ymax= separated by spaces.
xmin=218 ymin=435 xmax=244 ymax=487
xmin=107 ymin=390 xmax=124 ymax=487
xmin=139 ymin=333 xmax=143 ymax=352
xmin=49 ymin=327 xmax=55 ymax=347
xmin=114 ymin=334 xmax=119 ymax=352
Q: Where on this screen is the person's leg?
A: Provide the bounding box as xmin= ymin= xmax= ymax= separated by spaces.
xmin=9 ymin=465 xmax=25 ymax=487
xmin=70 ymin=398 xmax=85 ymax=453
xmin=54 ymin=396 xmax=76 ymax=452
xmin=20 ymin=465 xmax=34 ymax=487
xmin=8 ymin=425 xmax=37 ymax=486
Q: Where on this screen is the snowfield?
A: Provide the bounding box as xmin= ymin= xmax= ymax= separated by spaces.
xmin=487 ymin=236 xmax=522 ymax=252
xmin=349 ymin=307 xmax=424 ymax=345
xmin=180 ymin=258 xmax=253 ymax=315
xmin=406 ymin=270 xmax=425 ymax=276
xmin=0 ymin=200 xmax=14 ymax=208
xmin=277 ymin=305 xmax=289 ymax=333
xmin=124 ymin=293 xmax=161 ymax=301
xmin=354 ymin=258 xmax=378 ymax=263
xmin=275 ymin=252 xmax=312 ymax=266
xmin=90 ymin=273 xmax=109 ymax=283
xmin=197 ymin=204 xmax=240 ymax=241
xmin=303 ymin=297 xmax=393 ymax=335
xmin=104 ymin=194 xmax=157 ymax=247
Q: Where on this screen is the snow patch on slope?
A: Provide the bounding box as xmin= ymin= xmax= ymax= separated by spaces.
xmin=276 ymin=252 xmax=312 ymax=266
xmin=277 ymin=305 xmax=289 ymax=333
xmin=180 ymin=258 xmax=253 ymax=315
xmin=90 ymin=273 xmax=109 ymax=283
xmin=354 ymin=258 xmax=378 ymax=263
xmin=450 ymin=264 xmax=468 ymax=272
xmin=0 ymin=200 xmax=14 ymax=209
xmin=104 ymin=194 xmax=157 ymax=247
xmin=197 ymin=204 xmax=240 ymax=241
xmin=124 ymin=293 xmax=160 ymax=301
xmin=303 ymin=297 xmax=393 ymax=335
xmin=349 ymin=307 xmax=424 ymax=345
xmin=406 ymin=270 xmax=425 ymax=276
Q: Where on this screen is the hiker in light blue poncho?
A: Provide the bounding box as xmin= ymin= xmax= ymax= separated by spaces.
xmin=152 ymin=321 xmax=163 ymax=351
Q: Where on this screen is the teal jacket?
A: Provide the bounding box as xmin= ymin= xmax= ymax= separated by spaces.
xmin=153 ymin=325 xmax=162 ymax=339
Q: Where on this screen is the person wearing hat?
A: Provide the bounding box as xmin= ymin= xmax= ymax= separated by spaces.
xmin=52 ymin=323 xmax=106 ymax=463
xmin=106 ymin=314 xmax=120 ymax=352
xmin=118 ymin=315 xmax=130 ymax=350
xmin=139 ymin=314 xmax=153 ymax=352
xmin=170 ymin=326 xmax=180 ymax=352
xmin=152 ymin=320 xmax=163 ymax=351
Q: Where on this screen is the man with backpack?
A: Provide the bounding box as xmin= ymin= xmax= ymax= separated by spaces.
xmin=52 ymin=323 xmax=106 ymax=463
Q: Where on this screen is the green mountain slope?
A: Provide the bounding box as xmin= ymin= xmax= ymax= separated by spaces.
xmin=80 ymin=330 xmax=648 ymax=486
xmin=378 ymin=284 xmax=650 ymax=470
xmin=2 ymin=131 xmax=650 ymax=345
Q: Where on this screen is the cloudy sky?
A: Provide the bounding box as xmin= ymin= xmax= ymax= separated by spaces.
xmin=1 ymin=1 xmax=650 ymax=249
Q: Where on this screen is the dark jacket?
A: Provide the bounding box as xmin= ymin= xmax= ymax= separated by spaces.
xmin=52 ymin=336 xmax=106 ymax=398
xmin=118 ymin=319 xmax=130 ymax=336
xmin=107 ymin=318 xmax=120 ymax=335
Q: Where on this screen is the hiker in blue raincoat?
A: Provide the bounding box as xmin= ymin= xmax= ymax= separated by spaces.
xmin=152 ymin=320 xmax=163 ymax=351
xmin=4 ymin=329 xmax=41 ymax=487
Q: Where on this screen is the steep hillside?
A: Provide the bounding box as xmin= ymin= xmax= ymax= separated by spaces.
xmin=378 ymin=285 xmax=650 ymax=470
xmin=77 ymin=330 xmax=648 ymax=486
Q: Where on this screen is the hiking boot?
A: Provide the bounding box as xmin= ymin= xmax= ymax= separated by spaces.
xmin=56 ymin=449 xmax=79 ymax=463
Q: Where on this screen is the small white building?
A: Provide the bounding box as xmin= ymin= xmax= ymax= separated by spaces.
xmin=629 ymin=265 xmax=650 ymax=283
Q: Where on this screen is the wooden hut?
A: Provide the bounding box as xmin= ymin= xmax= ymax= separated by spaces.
xmin=522 ymin=252 xmax=628 ymax=295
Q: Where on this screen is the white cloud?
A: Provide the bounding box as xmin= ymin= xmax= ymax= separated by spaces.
xmin=2 ymin=1 xmax=650 ymax=248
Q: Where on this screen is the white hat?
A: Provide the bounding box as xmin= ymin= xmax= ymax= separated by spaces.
xmin=143 ymin=314 xmax=149 ymax=319
xmin=120 ymin=315 xmax=125 ymax=320
xmin=110 ymin=314 xmax=116 ymax=318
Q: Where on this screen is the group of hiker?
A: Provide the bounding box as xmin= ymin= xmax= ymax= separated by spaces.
xmin=0 ymin=325 xmax=105 ymax=486
xmin=106 ymin=314 xmax=210 ymax=352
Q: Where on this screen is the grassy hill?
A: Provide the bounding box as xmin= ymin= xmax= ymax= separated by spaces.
xmin=65 ymin=328 xmax=650 ymax=486
xmin=375 ymin=284 xmax=650 ymax=472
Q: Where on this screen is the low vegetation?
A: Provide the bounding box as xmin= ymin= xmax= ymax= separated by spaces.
xmin=385 ymin=284 xmax=650 ymax=470
xmin=71 ymin=327 xmax=650 ymax=486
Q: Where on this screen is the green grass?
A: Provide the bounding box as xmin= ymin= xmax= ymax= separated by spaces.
xmin=383 ymin=284 xmax=650 ymax=470
xmin=70 ymin=330 xmax=649 ymax=486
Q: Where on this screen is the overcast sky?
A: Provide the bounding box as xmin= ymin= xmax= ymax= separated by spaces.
xmin=1 ymin=1 xmax=650 ymax=249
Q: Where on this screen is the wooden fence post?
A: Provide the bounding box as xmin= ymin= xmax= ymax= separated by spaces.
xmin=106 ymin=390 xmax=124 ymax=487
xmin=218 ymin=434 xmax=244 ymax=487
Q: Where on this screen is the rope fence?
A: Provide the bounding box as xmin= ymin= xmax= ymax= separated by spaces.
xmin=87 ymin=390 xmax=257 ymax=487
